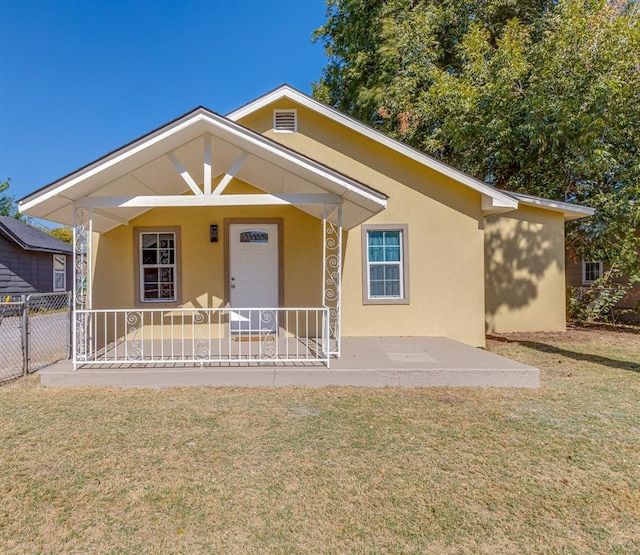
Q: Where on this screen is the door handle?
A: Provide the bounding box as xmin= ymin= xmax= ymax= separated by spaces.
xmin=230 ymin=284 xmax=236 ymax=289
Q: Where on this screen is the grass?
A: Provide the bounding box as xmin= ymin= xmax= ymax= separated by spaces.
xmin=1 ymin=326 xmax=639 ymax=554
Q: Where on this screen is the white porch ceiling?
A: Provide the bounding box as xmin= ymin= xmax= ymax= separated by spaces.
xmin=19 ymin=110 xmax=388 ymax=233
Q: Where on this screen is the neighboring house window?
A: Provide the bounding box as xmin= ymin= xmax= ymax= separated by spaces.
xmin=135 ymin=228 xmax=180 ymax=303
xmin=362 ymin=224 xmax=410 ymax=305
xmin=582 ymin=260 xmax=603 ymax=284
xmin=53 ymin=255 xmax=66 ymax=291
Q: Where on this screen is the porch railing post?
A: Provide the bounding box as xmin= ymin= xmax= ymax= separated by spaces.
xmin=73 ymin=206 xmax=92 ymax=367
xmin=322 ymin=203 xmax=342 ymax=358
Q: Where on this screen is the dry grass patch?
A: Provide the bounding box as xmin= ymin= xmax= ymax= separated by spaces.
xmin=1 ymin=326 xmax=639 ymax=553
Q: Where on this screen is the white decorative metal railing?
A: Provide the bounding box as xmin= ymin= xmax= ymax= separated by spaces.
xmin=323 ymin=205 xmax=342 ymax=357
xmin=73 ymin=307 xmax=330 ymax=368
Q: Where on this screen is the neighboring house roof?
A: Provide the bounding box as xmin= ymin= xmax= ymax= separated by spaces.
xmin=0 ymin=216 xmax=72 ymax=254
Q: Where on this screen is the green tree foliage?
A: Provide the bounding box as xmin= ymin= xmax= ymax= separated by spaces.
xmin=314 ymin=0 xmax=640 ymax=274
xmin=47 ymin=226 xmax=73 ymax=244
xmin=0 ymin=178 xmax=21 ymax=219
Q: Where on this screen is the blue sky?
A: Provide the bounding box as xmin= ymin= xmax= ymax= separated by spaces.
xmin=0 ymin=0 xmax=328 ymax=205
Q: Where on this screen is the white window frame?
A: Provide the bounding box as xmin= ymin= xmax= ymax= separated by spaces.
xmin=582 ymin=260 xmax=603 ymax=284
xmin=137 ymin=229 xmax=180 ymax=304
xmin=273 ymin=109 xmax=297 ymax=133
xmin=362 ymin=224 xmax=410 ymax=305
xmin=53 ymin=254 xmax=66 ymax=292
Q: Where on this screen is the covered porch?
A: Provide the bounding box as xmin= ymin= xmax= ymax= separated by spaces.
xmin=19 ymin=108 xmax=387 ymax=369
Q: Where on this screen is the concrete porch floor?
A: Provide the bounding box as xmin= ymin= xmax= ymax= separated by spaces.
xmin=38 ymin=337 xmax=539 ymax=388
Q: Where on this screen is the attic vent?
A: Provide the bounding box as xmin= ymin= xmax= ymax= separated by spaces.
xmin=273 ymin=109 xmax=297 ymax=132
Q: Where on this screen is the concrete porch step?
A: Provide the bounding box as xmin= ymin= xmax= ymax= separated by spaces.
xmin=38 ymin=337 xmax=539 ymax=389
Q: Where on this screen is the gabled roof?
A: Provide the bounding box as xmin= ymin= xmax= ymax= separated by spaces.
xmin=228 ymin=85 xmax=597 ymax=220
xmin=18 ymin=106 xmax=388 ymax=232
xmin=18 ymin=85 xmax=594 ymax=231
xmin=0 ymin=216 xmax=72 ymax=254
xmin=228 ymin=85 xmax=519 ymax=214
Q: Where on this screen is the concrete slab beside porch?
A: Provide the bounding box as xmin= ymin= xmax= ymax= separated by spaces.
xmin=38 ymin=337 xmax=539 ymax=389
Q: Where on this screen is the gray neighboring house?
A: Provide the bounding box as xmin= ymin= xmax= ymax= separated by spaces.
xmin=0 ymin=216 xmax=73 ymax=298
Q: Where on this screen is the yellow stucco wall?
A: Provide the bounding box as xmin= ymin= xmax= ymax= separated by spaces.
xmin=89 ymin=97 xmax=571 ymax=348
xmin=239 ymin=100 xmax=487 ymax=346
xmin=484 ymin=206 xmax=566 ymax=333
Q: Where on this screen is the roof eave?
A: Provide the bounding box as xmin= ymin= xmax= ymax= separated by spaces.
xmin=19 ymin=105 xmax=387 ymax=231
xmin=510 ymin=192 xmax=596 ymax=221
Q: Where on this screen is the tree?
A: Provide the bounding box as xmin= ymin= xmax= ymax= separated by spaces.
xmin=47 ymin=227 xmax=73 ymax=244
xmin=0 ymin=178 xmax=21 ymax=219
xmin=314 ymin=0 xmax=640 ymax=275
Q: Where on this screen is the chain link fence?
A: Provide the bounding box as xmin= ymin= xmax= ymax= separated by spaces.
xmin=0 ymin=292 xmax=71 ymax=384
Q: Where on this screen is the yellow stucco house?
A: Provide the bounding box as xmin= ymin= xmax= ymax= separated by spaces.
xmin=19 ymin=85 xmax=594 ymax=369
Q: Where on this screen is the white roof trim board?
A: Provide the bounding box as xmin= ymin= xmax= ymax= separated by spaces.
xmin=510 ymin=192 xmax=596 ymax=221
xmin=19 ymin=107 xmax=388 ymax=232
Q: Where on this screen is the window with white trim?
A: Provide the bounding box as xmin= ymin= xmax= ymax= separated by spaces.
xmin=582 ymin=260 xmax=603 ymax=284
xmin=362 ymin=225 xmax=410 ymax=304
xmin=53 ymin=254 xmax=66 ymax=291
xmin=273 ymin=109 xmax=297 ymax=132
xmin=139 ymin=231 xmax=177 ymax=302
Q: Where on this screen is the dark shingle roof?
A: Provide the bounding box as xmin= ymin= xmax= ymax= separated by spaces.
xmin=0 ymin=217 xmax=72 ymax=254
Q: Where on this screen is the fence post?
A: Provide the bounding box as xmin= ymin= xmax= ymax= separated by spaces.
xmin=67 ymin=291 xmax=73 ymax=360
xmin=21 ymin=295 xmax=29 ymax=376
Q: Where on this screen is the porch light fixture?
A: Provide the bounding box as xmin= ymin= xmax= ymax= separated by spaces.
xmin=210 ymin=224 xmax=218 ymax=243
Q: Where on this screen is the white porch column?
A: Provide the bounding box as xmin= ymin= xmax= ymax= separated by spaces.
xmin=322 ymin=204 xmax=342 ymax=357
xmin=73 ymin=207 xmax=92 ymax=364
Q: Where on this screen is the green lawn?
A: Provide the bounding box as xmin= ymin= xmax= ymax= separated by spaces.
xmin=1 ymin=326 xmax=639 ymax=554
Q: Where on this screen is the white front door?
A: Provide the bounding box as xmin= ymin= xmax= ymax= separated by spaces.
xmin=229 ymin=223 xmax=279 ymax=332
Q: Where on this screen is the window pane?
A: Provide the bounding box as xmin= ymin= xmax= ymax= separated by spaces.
xmin=385 ymin=265 xmax=400 ymax=280
xmin=365 ymin=227 xmax=406 ymax=301
xmin=158 ymin=249 xmax=172 ymax=265
xmin=144 ymin=268 xmax=158 ymax=282
xmin=384 ymin=231 xmax=400 ymax=246
xmin=370 ymin=265 xmax=385 ymax=280
xmin=142 ymin=249 xmax=157 ymax=265
xmin=368 ymin=230 xmax=384 ymax=246
xmin=159 ymin=284 xmax=175 ymax=299
xmin=384 ymin=246 xmax=400 ymax=262
xmin=54 ymin=255 xmax=65 ymax=271
xmin=386 ymin=279 xmax=400 ymax=296
xmin=54 ymin=273 xmax=65 ymax=290
xmin=140 ymin=231 xmax=177 ymax=302
xmin=143 ymin=284 xmax=159 ymax=299
xmin=585 ymin=261 xmax=601 ymax=282
xmin=240 ymin=230 xmax=269 ymax=243
xmin=370 ymin=279 xmax=385 ymax=297
xmin=159 ymin=268 xmax=173 ymax=283
xmin=370 ymin=264 xmax=401 ymax=298
xmin=142 ymin=234 xmax=158 ymax=249
xmin=159 ymin=234 xmax=174 ymax=248
xmin=369 ymin=246 xmax=384 ymax=262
